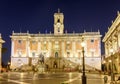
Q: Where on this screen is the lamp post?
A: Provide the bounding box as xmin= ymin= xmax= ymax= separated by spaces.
xmin=81 ymin=39 xmax=86 ymax=84
xmin=110 ymin=49 xmax=115 ymax=83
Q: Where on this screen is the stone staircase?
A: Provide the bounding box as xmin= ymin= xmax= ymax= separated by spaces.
xmin=45 ymin=57 xmax=78 ymax=69
xmin=44 ymin=57 xmax=98 ymax=72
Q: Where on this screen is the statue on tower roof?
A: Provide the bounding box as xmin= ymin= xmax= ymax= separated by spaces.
xmin=58 ymin=8 xmax=60 ymax=13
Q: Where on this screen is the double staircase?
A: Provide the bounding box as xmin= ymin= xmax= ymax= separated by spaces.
xmin=44 ymin=57 xmax=98 ymax=72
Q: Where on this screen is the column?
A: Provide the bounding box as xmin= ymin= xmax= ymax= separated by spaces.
xmin=11 ymin=39 xmax=14 ymax=69
xmin=72 ymin=41 xmax=76 ymax=57
xmin=112 ymin=38 xmax=115 ymax=51
xmin=38 ymin=41 xmax=41 ymax=55
xmin=48 ymin=41 xmax=52 ymax=57
xmin=108 ymin=41 xmax=111 ymax=56
xmin=98 ymin=38 xmax=101 ymax=57
xmin=105 ymin=43 xmax=108 ymax=56
xmin=111 ymin=37 xmax=115 ymax=52
xmin=106 ymin=42 xmax=108 ymax=56
xmin=62 ymin=41 xmax=65 ymax=57
xmin=26 ymin=39 xmax=30 ymax=57
xmin=116 ymin=31 xmax=119 ymax=51
xmin=114 ymin=38 xmax=117 ymax=51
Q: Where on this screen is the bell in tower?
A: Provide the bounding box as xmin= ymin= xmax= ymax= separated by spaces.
xmin=54 ymin=9 xmax=64 ymax=35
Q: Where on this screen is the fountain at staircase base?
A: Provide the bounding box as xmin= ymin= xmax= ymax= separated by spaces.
xmin=35 ymin=62 xmax=46 ymax=74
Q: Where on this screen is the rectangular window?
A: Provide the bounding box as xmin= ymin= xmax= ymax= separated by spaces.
xmin=91 ymin=39 xmax=94 ymax=43
xmin=67 ymin=52 xmax=70 ymax=57
xmin=32 ymin=52 xmax=35 ymax=57
xmin=18 ymin=40 xmax=22 ymax=44
xmin=32 ymin=41 xmax=36 ymax=44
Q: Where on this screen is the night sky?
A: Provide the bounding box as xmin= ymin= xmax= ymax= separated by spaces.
xmin=0 ymin=0 xmax=120 ymax=64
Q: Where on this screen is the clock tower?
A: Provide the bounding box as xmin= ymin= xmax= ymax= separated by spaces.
xmin=54 ymin=9 xmax=64 ymax=35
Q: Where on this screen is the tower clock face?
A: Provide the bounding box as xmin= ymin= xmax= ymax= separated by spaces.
xmin=57 ymin=22 xmax=61 ymax=27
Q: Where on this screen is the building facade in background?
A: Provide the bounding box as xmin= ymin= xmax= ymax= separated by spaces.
xmin=102 ymin=11 xmax=120 ymax=73
xmin=10 ymin=10 xmax=102 ymax=70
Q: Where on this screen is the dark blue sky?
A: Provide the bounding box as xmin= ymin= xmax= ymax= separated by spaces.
xmin=0 ymin=0 xmax=120 ymax=64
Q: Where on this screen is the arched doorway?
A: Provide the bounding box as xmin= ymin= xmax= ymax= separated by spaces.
xmin=55 ymin=52 xmax=58 ymax=58
xmin=53 ymin=60 xmax=58 ymax=68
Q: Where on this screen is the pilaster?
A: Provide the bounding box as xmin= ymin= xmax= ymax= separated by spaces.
xmin=26 ymin=38 xmax=30 ymax=57
xmin=48 ymin=41 xmax=52 ymax=57
xmin=98 ymin=38 xmax=101 ymax=57
xmin=38 ymin=41 xmax=41 ymax=54
xmin=11 ymin=39 xmax=14 ymax=57
xmin=72 ymin=41 xmax=76 ymax=57
xmin=62 ymin=41 xmax=65 ymax=57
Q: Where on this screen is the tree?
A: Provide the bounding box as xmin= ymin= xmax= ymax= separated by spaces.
xmin=1 ymin=48 xmax=7 ymax=68
xmin=2 ymin=48 xmax=7 ymax=54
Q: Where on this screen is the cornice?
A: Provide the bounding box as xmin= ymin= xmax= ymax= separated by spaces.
xmin=103 ymin=12 xmax=120 ymax=42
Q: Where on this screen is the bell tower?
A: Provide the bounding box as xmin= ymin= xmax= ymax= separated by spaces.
xmin=54 ymin=9 xmax=64 ymax=35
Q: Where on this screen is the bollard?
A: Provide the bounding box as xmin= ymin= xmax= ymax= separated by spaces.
xmin=104 ymin=76 xmax=108 ymax=84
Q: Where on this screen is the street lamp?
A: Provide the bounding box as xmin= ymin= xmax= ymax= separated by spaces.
xmin=81 ymin=39 xmax=87 ymax=84
xmin=110 ymin=49 xmax=115 ymax=83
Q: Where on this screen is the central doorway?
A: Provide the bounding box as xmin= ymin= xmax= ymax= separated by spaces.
xmin=55 ymin=52 xmax=58 ymax=58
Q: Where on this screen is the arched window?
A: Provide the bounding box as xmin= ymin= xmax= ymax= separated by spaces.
xmin=55 ymin=52 xmax=58 ymax=58
xmin=67 ymin=52 xmax=70 ymax=57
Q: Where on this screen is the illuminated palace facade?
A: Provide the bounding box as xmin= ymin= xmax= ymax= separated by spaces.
xmin=10 ymin=10 xmax=102 ymax=70
xmin=102 ymin=11 xmax=120 ymax=73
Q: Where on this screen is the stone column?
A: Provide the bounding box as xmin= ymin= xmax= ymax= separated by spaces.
xmin=105 ymin=43 xmax=108 ymax=56
xmin=112 ymin=35 xmax=117 ymax=52
xmin=62 ymin=41 xmax=65 ymax=57
xmin=114 ymin=38 xmax=118 ymax=51
xmin=48 ymin=41 xmax=52 ymax=57
xmin=26 ymin=39 xmax=30 ymax=57
xmin=116 ymin=32 xmax=119 ymax=51
xmin=72 ymin=41 xmax=76 ymax=57
xmin=108 ymin=41 xmax=111 ymax=56
xmin=38 ymin=41 xmax=41 ymax=55
xmin=112 ymin=38 xmax=115 ymax=51
xmin=107 ymin=42 xmax=109 ymax=56
xmin=98 ymin=38 xmax=101 ymax=57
